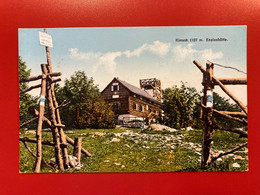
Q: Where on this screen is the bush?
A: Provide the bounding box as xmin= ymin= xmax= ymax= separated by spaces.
xmin=78 ymin=97 xmax=115 ymax=129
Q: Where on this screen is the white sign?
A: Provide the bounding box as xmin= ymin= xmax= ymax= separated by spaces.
xmin=39 ymin=31 xmax=53 ymax=48
xmin=112 ymin=95 xmax=119 ymax=98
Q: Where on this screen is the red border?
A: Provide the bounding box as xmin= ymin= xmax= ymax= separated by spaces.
xmin=1 ymin=0 xmax=260 ymax=194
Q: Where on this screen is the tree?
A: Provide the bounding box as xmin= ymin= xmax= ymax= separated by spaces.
xmin=63 ymin=71 xmax=100 ymax=106
xmin=163 ymin=82 xmax=201 ymax=129
xmin=19 ymin=57 xmax=38 ymax=126
xmin=78 ymin=96 xmax=115 ymax=129
xmin=55 ymin=71 xmax=111 ymax=128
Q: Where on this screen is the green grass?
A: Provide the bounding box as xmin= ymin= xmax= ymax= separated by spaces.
xmin=19 ymin=128 xmax=248 ymax=173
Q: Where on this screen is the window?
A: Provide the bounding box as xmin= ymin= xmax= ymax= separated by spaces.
xmin=113 ymin=85 xmax=119 ymax=91
xmin=141 ymin=105 xmax=144 ymax=112
xmin=146 ymin=105 xmax=149 ymax=110
xmin=134 ymin=103 xmax=138 ymax=110
xmin=111 ymin=83 xmax=119 ymax=91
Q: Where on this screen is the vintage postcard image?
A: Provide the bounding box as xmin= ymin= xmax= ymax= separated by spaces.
xmin=19 ymin=26 xmax=247 ymax=173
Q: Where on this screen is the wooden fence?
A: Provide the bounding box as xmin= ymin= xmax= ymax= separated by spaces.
xmin=193 ymin=60 xmax=248 ymax=167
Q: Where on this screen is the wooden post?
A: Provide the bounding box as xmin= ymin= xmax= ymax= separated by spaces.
xmin=201 ymin=62 xmax=214 ymax=167
xmin=43 ymin=29 xmax=70 ymax=169
xmin=34 ymin=64 xmax=47 ymax=173
xmin=44 ymin=64 xmax=64 ymax=171
xmin=193 ymin=60 xmax=247 ymax=114
xmin=73 ymin=137 xmax=82 ymax=165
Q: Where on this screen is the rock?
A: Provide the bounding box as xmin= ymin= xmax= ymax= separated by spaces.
xmin=74 ymin=164 xmax=83 ymax=170
xmin=114 ymin=162 xmax=121 ymax=166
xmin=150 ymin=124 xmax=163 ymax=131
xmin=195 ymin=147 xmax=201 ymax=152
xmin=187 ymin=127 xmax=193 ymax=131
xmin=234 ymin=155 xmax=245 ymax=160
xmin=217 ymin=158 xmax=223 ymax=162
xmin=104 ymin=160 xmax=110 ymax=163
xmin=49 ymin=155 xmax=83 ymax=170
xmin=80 ymin=133 xmax=88 ymax=136
xmin=150 ymin=124 xmax=177 ymax=132
xmin=181 ymin=142 xmax=189 ymax=146
xmin=25 ymin=130 xmax=36 ymax=135
xmin=232 ymin=162 xmax=241 ymax=168
xmin=124 ymin=144 xmax=130 ymax=148
xmin=92 ymin=132 xmax=106 ymax=136
xmin=111 ymin=138 xmax=120 ymax=142
xmin=69 ymin=155 xmax=78 ymax=168
xmin=115 ymin=125 xmax=127 ymax=130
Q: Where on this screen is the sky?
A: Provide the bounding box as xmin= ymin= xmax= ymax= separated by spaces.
xmin=18 ymin=26 xmax=247 ymax=105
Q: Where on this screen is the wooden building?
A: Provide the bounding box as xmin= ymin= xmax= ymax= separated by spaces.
xmin=101 ymin=77 xmax=162 ymax=124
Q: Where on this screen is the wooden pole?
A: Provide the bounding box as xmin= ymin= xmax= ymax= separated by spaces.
xmin=44 ymin=64 xmax=64 ymax=171
xmin=29 ymin=108 xmax=92 ymax=157
xmin=201 ymin=62 xmax=214 ymax=167
xmin=34 ymin=64 xmax=47 ymax=173
xmin=217 ymin=111 xmax=247 ymax=119
xmin=193 ymin=60 xmax=248 ymax=114
xmin=20 ymin=137 xmax=55 ymax=146
xmin=201 ymin=103 xmax=248 ymax=125
xmin=19 ymin=72 xmax=61 ymax=83
xmin=215 ymin=78 xmax=247 ymax=85
xmin=73 ymin=137 xmax=82 ymax=165
xmin=43 ymin=29 xmax=70 ymax=169
xmin=210 ymin=142 xmax=248 ymax=163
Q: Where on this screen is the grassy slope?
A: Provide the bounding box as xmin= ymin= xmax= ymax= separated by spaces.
xmin=19 ymin=128 xmax=248 ymax=173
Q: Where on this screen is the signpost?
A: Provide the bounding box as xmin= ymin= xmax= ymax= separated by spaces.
xmin=39 ymin=31 xmax=53 ymax=48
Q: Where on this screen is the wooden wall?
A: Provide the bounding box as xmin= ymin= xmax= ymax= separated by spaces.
xmin=101 ymin=78 xmax=162 ymax=118
xmin=128 ymin=96 xmax=161 ymax=118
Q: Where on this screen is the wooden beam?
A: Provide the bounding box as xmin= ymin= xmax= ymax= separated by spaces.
xmin=66 ymin=136 xmax=92 ymax=157
xmin=215 ymin=78 xmax=247 ymax=85
xmin=193 ymin=60 xmax=248 ymax=114
xmin=29 ymin=108 xmax=92 ymax=157
xmin=217 ymin=111 xmax=247 ymax=119
xmin=19 ymin=72 xmax=62 ymax=83
xmin=19 ymin=75 xmax=42 ymax=83
xmin=20 ymin=116 xmax=38 ymax=128
xmin=34 ymin=64 xmax=47 ymax=173
xmin=210 ymin=142 xmax=248 ymax=163
xmin=212 ymin=121 xmax=248 ymax=138
xmin=201 ymin=62 xmax=214 ymax=167
xmin=20 ymin=137 xmax=55 ymax=146
xmin=201 ymin=102 xmax=247 ymax=125
xmin=20 ymin=139 xmax=55 ymax=170
xmin=213 ymin=109 xmax=247 ymax=125
xmin=45 ymin=75 xmax=65 ymax=171
xmin=19 ymin=84 xmax=42 ymax=95
xmin=44 ymin=46 xmax=70 ymax=169
xmin=73 ymin=137 xmax=82 ymax=165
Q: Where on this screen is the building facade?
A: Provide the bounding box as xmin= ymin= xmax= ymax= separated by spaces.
xmin=101 ymin=77 xmax=162 ymax=124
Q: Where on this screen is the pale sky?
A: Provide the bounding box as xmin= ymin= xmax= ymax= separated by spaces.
xmin=18 ymin=26 xmax=247 ymax=105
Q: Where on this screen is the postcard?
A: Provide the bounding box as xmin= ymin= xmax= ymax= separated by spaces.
xmin=18 ymin=26 xmax=247 ymax=173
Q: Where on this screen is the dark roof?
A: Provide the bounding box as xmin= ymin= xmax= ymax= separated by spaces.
xmin=116 ymin=78 xmax=162 ymax=105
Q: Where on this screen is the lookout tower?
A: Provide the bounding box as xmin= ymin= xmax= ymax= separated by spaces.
xmin=140 ymin=78 xmax=162 ymax=102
